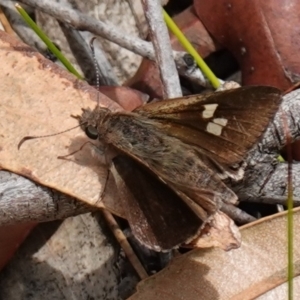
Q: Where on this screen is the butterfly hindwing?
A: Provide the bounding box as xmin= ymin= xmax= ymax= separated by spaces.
xmin=111 ymin=155 xmax=203 ymax=251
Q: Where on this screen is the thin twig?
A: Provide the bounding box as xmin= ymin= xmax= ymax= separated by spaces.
xmin=221 ymin=203 xmax=257 ymax=225
xmin=17 ymin=0 xmax=153 ymax=59
xmin=101 ymin=209 xmax=148 ymax=279
xmin=0 ymin=6 xmax=14 ymax=34
xmin=142 ymin=0 xmax=181 ymax=99
xmin=59 ymin=22 xmax=117 ymax=86
xmin=14 ymin=0 xmax=217 ymax=88
xmin=124 ymin=0 xmax=147 ymax=39
xmin=257 ymin=196 xmax=300 ymax=206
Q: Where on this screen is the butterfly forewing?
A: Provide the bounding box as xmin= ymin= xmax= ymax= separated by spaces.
xmin=135 ymin=86 xmax=282 ymax=166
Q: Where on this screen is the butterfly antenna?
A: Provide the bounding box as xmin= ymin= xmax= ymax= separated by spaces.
xmin=18 ymin=123 xmax=84 ymax=150
xmin=19 ymin=39 xmax=100 ymax=151
xmin=89 ymin=37 xmax=100 ymax=108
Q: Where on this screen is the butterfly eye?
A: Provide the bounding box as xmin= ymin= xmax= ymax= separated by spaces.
xmin=85 ymin=125 xmax=98 ymax=139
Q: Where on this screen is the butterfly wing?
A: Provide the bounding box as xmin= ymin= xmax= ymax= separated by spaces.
xmin=135 ymin=86 xmax=282 ymax=167
xmin=111 ymin=155 xmax=204 ymax=251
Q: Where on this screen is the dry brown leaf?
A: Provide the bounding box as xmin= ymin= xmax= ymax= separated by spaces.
xmin=0 ymin=222 xmax=36 ymax=271
xmin=194 ymin=0 xmax=300 ymax=89
xmin=187 ymin=211 xmax=241 ymax=251
xmin=129 ymin=207 xmax=300 ymax=300
xmin=0 ymin=31 xmax=128 ymax=217
xmin=99 ymin=85 xmax=149 ymax=111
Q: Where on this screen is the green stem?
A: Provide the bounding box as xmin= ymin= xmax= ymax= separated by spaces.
xmin=163 ymin=9 xmax=220 ymax=89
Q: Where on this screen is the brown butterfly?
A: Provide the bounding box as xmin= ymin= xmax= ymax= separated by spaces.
xmin=74 ymin=86 xmax=282 ymax=251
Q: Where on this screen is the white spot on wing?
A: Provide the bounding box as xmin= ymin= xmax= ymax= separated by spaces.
xmin=202 ymin=104 xmax=218 ymax=118
xmin=206 ymin=122 xmax=222 ymax=136
xmin=206 ymin=118 xmax=228 ymax=136
xmin=213 ymin=118 xmax=228 ymax=126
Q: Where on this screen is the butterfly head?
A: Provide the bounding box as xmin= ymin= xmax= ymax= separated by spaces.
xmin=72 ymin=106 xmax=110 ymax=140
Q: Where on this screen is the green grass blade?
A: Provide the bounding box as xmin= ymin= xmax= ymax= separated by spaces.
xmin=15 ymin=3 xmax=83 ymax=80
xmin=163 ymin=9 xmax=220 ymax=89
